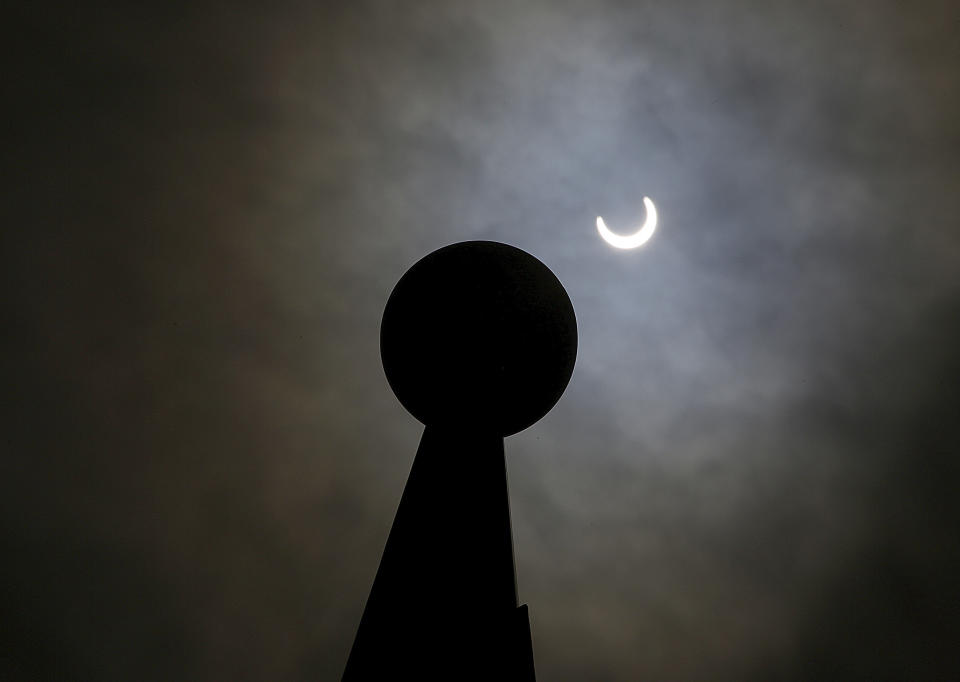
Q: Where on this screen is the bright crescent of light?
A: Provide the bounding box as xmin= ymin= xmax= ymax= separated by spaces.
xmin=597 ymin=196 xmax=658 ymax=249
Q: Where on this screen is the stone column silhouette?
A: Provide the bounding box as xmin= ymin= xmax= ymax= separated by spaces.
xmin=343 ymin=241 xmax=577 ymax=681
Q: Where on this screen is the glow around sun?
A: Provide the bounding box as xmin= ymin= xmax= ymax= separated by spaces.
xmin=597 ymin=196 xmax=658 ymax=249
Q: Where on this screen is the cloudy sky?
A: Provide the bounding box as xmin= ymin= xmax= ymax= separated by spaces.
xmin=6 ymin=1 xmax=960 ymax=679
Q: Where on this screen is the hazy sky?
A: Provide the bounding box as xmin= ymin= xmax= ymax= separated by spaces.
xmin=6 ymin=1 xmax=960 ymax=679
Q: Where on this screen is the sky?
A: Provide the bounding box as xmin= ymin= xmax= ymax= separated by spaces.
xmin=5 ymin=1 xmax=960 ymax=679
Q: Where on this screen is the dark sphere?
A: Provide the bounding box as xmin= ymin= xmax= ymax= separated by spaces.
xmin=380 ymin=241 xmax=578 ymax=437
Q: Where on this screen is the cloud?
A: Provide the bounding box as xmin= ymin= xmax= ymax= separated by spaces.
xmin=4 ymin=0 xmax=959 ymax=679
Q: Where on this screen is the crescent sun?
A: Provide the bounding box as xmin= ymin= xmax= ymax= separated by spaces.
xmin=597 ymin=196 xmax=658 ymax=249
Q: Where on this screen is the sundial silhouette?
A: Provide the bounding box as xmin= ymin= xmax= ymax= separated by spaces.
xmin=343 ymin=241 xmax=577 ymax=681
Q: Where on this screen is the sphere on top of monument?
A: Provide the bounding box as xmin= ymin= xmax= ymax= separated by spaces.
xmin=380 ymin=241 xmax=578 ymax=437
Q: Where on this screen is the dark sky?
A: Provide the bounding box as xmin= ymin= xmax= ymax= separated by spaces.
xmin=6 ymin=1 xmax=960 ymax=679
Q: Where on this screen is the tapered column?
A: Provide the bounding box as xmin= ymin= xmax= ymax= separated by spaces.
xmin=343 ymin=426 xmax=534 ymax=680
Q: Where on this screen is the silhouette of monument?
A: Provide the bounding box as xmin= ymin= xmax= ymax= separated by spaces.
xmin=343 ymin=241 xmax=577 ymax=681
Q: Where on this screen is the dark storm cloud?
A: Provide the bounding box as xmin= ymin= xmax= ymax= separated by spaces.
xmin=5 ymin=0 xmax=959 ymax=679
